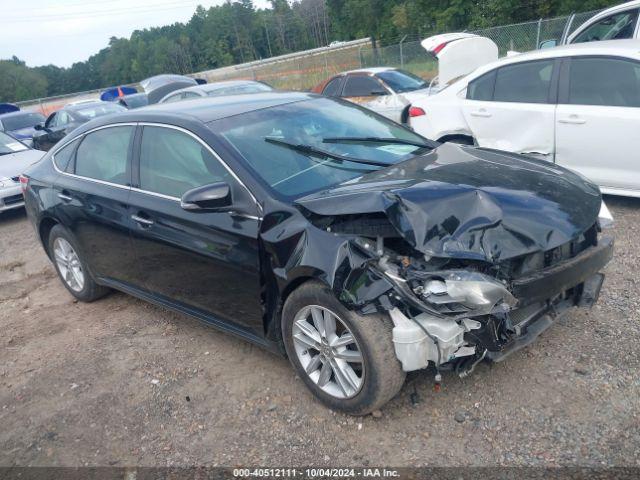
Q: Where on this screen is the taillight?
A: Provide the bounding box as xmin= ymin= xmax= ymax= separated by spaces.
xmin=432 ymin=41 xmax=448 ymax=55
xmin=409 ymin=106 xmax=426 ymax=117
xmin=19 ymin=174 xmax=29 ymax=194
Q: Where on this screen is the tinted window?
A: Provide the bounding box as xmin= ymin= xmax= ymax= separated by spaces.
xmin=139 ymin=126 xmax=230 ymax=198
xmin=216 ymin=98 xmax=431 ymax=199
xmin=342 ymin=76 xmax=385 ymax=97
xmin=376 ymin=70 xmax=428 ymax=93
xmin=75 ymin=126 xmax=133 ymax=185
xmin=568 ymin=57 xmax=640 ymax=107
xmin=182 ymin=91 xmax=201 ymax=98
xmin=52 ymin=139 xmax=79 ymax=172
xmin=54 ymin=111 xmax=71 ymax=126
xmin=467 ymin=70 xmax=496 ymax=100
xmin=322 ymin=77 xmax=343 ymax=96
xmin=572 ymin=10 xmax=639 ymax=43
xmin=493 ymin=60 xmax=554 ymax=104
xmin=1 ymin=113 xmax=45 ymax=131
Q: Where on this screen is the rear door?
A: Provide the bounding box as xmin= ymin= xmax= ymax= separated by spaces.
xmin=52 ymin=124 xmax=139 ymax=285
xmin=461 ymin=59 xmax=559 ymax=159
xmin=555 ymin=55 xmax=640 ymax=191
xmin=127 ymin=124 xmax=264 ymax=335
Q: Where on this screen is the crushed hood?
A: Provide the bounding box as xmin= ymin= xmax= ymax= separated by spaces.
xmin=295 ymin=143 xmax=601 ymax=262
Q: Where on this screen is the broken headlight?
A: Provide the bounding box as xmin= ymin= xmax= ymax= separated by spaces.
xmin=412 ymin=271 xmax=517 ymax=315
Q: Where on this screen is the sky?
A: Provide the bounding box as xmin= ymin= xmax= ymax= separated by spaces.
xmin=0 ymin=0 xmax=271 ymax=68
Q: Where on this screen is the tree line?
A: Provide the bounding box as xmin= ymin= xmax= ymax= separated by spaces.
xmin=0 ymin=0 xmax=621 ymax=103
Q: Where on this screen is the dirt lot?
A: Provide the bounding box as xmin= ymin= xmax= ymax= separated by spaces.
xmin=1 ymin=197 xmax=639 ymax=468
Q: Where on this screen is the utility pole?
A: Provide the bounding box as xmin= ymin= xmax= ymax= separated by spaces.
xmin=264 ymin=17 xmax=273 ymax=57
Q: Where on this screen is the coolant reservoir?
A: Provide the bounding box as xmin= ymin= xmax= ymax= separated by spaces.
xmin=389 ymin=308 xmax=467 ymax=372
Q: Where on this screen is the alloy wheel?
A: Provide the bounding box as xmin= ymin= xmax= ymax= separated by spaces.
xmin=292 ymin=305 xmax=365 ymax=399
xmin=53 ymin=237 xmax=85 ymax=292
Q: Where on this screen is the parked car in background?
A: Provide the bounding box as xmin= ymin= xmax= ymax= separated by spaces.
xmin=33 ymin=101 xmax=126 ymax=151
xmin=408 ymin=40 xmax=640 ymax=197
xmin=0 ymin=111 xmax=46 ymax=148
xmin=541 ymin=0 xmax=640 ymax=48
xmin=0 ymin=131 xmax=44 ymax=213
xmin=312 ymin=67 xmax=434 ymax=123
xmin=117 ymin=93 xmax=149 ymax=110
xmin=159 ymin=80 xmax=273 ymax=103
xmin=140 ymin=74 xmax=201 ymax=104
xmin=22 ymin=92 xmax=612 ymax=414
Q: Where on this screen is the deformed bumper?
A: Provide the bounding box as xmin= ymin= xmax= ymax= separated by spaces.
xmin=511 ymin=236 xmax=613 ymax=305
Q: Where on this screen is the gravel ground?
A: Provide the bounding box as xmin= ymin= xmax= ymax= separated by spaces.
xmin=0 ymin=196 xmax=639 ymax=468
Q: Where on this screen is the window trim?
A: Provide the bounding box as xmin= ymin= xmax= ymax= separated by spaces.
xmin=51 ymin=121 xmax=262 ymax=217
xmin=467 ymin=58 xmax=560 ymax=104
xmin=558 ymin=54 xmax=640 ymax=107
xmin=322 ymin=76 xmax=345 ymax=96
xmin=50 ymin=123 xmax=137 ymax=191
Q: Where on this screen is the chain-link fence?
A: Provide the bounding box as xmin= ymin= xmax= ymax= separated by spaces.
xmin=17 ymin=7 xmax=607 ymax=112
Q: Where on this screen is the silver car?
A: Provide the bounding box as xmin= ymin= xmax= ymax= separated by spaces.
xmin=0 ymin=132 xmax=44 ymax=213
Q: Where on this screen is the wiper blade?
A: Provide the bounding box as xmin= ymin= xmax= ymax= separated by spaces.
xmin=322 ymin=136 xmax=433 ymax=149
xmin=264 ymin=137 xmax=391 ymax=167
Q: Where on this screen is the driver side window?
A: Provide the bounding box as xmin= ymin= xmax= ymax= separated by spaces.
xmin=572 ymin=10 xmax=639 ymax=43
xmin=139 ymin=126 xmax=230 ymax=198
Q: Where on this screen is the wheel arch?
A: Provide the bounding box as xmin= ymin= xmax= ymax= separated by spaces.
xmin=38 ymin=216 xmax=60 ymax=258
xmin=437 ymin=133 xmax=476 ymax=145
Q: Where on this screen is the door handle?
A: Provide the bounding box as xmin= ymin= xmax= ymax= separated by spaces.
xmin=558 ymin=115 xmax=586 ymax=125
xmin=470 ymin=109 xmax=492 ymax=118
xmin=131 ymin=214 xmax=154 ymax=227
xmin=57 ymin=192 xmax=72 ymax=202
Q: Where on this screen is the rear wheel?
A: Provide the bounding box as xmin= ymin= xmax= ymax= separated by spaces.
xmin=48 ymin=224 xmax=110 ymax=302
xmin=282 ymin=281 xmax=405 ymax=415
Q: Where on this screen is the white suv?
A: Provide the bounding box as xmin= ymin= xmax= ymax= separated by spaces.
xmin=408 ymin=40 xmax=640 ymax=197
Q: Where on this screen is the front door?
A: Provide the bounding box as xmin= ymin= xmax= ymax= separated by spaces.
xmin=461 ymin=59 xmax=558 ymax=160
xmin=555 ymin=56 xmax=640 ymax=192
xmin=127 ymin=124 xmax=264 ymax=335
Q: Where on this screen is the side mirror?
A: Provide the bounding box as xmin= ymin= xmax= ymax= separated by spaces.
xmin=34 ymin=123 xmax=45 ymax=131
xmin=180 ymin=182 xmax=232 ymax=211
xmin=539 ymin=39 xmax=558 ymax=49
xmin=370 ymin=89 xmax=388 ymax=96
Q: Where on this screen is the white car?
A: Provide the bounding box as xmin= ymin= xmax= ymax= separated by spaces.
xmin=408 ymin=40 xmax=640 ymax=197
xmin=0 ymin=132 xmax=44 ymax=212
xmin=159 ymin=80 xmax=273 ymax=104
xmin=541 ymin=0 xmax=640 ymax=48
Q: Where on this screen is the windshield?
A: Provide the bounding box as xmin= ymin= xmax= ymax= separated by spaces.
xmin=2 ymin=112 xmax=45 ymax=131
xmin=74 ymin=103 xmax=126 ymax=120
xmin=213 ymin=98 xmax=433 ymax=199
xmin=207 ymin=83 xmax=272 ymax=97
xmin=0 ymin=131 xmax=28 ymax=155
xmin=376 ymin=70 xmax=428 ymax=93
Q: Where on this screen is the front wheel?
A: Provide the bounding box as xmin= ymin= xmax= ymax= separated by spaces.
xmin=282 ymin=281 xmax=406 ymax=415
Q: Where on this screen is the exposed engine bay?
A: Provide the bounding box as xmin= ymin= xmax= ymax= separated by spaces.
xmin=260 ymin=143 xmax=614 ymax=380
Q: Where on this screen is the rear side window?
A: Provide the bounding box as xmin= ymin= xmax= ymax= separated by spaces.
xmin=467 ymin=70 xmax=496 ymax=100
xmin=52 ymin=138 xmax=79 ymax=172
xmin=342 ymin=76 xmax=385 ymax=97
xmin=74 ymin=126 xmax=133 ymax=185
xmin=139 ymin=126 xmax=230 ymax=198
xmin=567 ymin=57 xmax=640 ymax=107
xmin=493 ymin=60 xmax=554 ymax=104
xmin=322 ymin=77 xmax=343 ymax=96
xmin=572 ymin=10 xmax=639 ymax=44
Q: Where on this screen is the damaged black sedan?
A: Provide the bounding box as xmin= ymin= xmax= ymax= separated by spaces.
xmin=23 ymin=92 xmax=613 ymax=414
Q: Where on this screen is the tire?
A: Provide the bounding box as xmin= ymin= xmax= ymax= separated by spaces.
xmin=282 ymin=281 xmax=406 ymax=415
xmin=48 ymin=224 xmax=110 ymax=302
